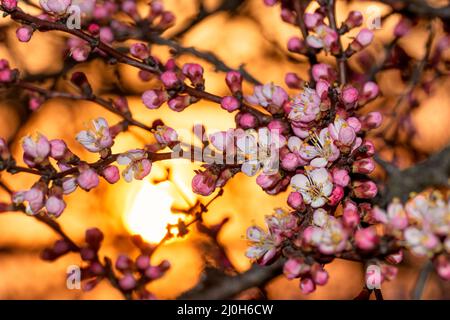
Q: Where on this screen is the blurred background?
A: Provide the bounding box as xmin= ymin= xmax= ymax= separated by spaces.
xmin=0 ymin=0 xmax=449 ymax=299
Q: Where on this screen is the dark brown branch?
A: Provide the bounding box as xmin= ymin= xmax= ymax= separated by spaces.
xmin=378 ymin=0 xmax=450 ymax=20
xmin=376 ymin=145 xmax=450 ymax=205
xmin=177 ymin=259 xmax=284 ymax=300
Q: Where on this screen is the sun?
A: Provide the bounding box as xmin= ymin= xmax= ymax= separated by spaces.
xmin=123 ymin=180 xmax=186 ymax=243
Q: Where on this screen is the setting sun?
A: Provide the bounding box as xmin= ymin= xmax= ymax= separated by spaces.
xmin=124 ymin=180 xmax=186 ymax=243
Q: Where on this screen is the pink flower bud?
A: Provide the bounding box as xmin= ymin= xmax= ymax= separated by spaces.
xmin=130 ymin=43 xmax=149 ymax=59
xmin=311 ymin=63 xmax=336 ymax=82
xmin=394 ymin=18 xmax=412 ymax=38
xmin=237 ymin=113 xmax=257 ymax=129
xmin=328 ymin=186 xmax=344 ymax=206
xmin=160 ymin=71 xmax=180 ymax=89
xmin=347 ymin=117 xmax=362 ymax=132
xmin=287 ymin=192 xmax=303 ymax=210
xmin=361 ymin=112 xmax=383 ymax=130
xmin=49 ymin=139 xmax=67 ymax=160
xmin=285 ymin=72 xmax=303 ymax=89
xmin=138 ymin=70 xmax=153 ymax=81
xmin=256 ymin=173 xmax=282 ymax=190
xmin=342 ymin=86 xmax=359 ymax=105
xmin=168 ymin=95 xmax=191 ymax=112
xmin=263 ymin=0 xmax=277 ymax=6
xmin=135 ymin=254 xmax=150 ymax=270
xmin=62 ymin=177 xmax=77 ymax=194
xmin=353 ymin=180 xmax=377 ymax=199
xmin=145 ymin=266 xmax=165 ymax=280
xmin=45 ymin=196 xmax=66 ymax=217
xmin=99 ymin=27 xmax=114 ymax=44
xmin=1 ymin=0 xmax=17 ymax=11
xmin=281 ymin=153 xmax=299 ymax=171
xmin=39 ymin=0 xmax=71 ymax=15
xmin=352 ymin=158 xmax=375 ymax=174
xmin=182 ymin=63 xmax=204 ymax=87
xmin=114 ymin=96 xmax=130 ymax=114
xmin=385 ymin=251 xmax=403 ymax=264
xmin=343 ymin=201 xmax=360 ymax=228
xmin=283 ymin=258 xmax=303 ymax=280
xmin=192 ymin=171 xmax=217 ymax=196
xmin=354 ymin=28 xmax=374 ymax=48
xmin=362 ymin=81 xmax=379 ymax=100
xmin=22 ymin=134 xmax=51 ymax=167
xmin=85 ymin=227 xmax=104 ymax=249
xmin=225 ymin=71 xmax=243 ymax=94
xmin=142 ymin=89 xmax=167 ymax=109
xmin=344 ymin=11 xmax=363 ymax=29
xmin=287 ymin=37 xmax=305 ymax=53
xmin=315 ymin=79 xmax=330 ymax=99
xmin=119 ymin=273 xmax=136 ymax=291
xmin=280 ymin=9 xmax=296 ymax=24
xmin=304 ymin=13 xmax=323 ymax=29
xmin=71 ymin=45 xmax=91 ymax=62
xmin=311 ymin=265 xmax=329 ymax=286
xmin=332 ymin=168 xmax=350 ymax=187
xmin=77 ymin=168 xmax=99 ymax=191
xmin=434 ymin=255 xmax=450 ymax=281
xmin=362 ymin=140 xmax=375 ymax=156
xmin=102 ymin=165 xmax=120 ymax=184
xmin=355 ymin=227 xmax=379 ymax=251
xmin=220 ymin=96 xmax=240 ymax=112
xmin=0 ymin=137 xmax=11 ymax=160
xmin=156 ymin=11 xmax=176 ymax=30
xmin=16 ymin=26 xmax=33 ymax=42
xmin=24 ymin=187 xmax=45 ymax=214
xmin=116 ymin=254 xmax=132 ymax=271
xmin=122 ymin=0 xmax=137 ymax=16
xmin=300 ymin=277 xmax=316 ymax=294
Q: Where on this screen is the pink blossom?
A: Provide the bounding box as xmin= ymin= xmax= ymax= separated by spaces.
xmin=45 ymin=196 xmax=66 ymax=217
xmin=300 ymin=277 xmax=316 ymax=294
xmin=77 ymin=168 xmax=100 ymax=191
xmin=256 ymin=173 xmax=282 ymax=190
xmin=299 ymin=128 xmax=339 ymax=167
xmin=352 ymin=158 xmax=375 ymax=174
xmin=352 ymin=181 xmax=377 ymax=199
xmin=434 ymin=255 xmax=450 ymax=281
xmin=344 ymin=11 xmax=363 ymax=29
xmin=246 ymin=83 xmax=288 ymax=114
xmin=154 ymin=125 xmax=178 ymax=145
xmin=135 ymin=255 xmax=150 ymax=270
xmin=342 ymin=86 xmax=359 ymax=105
xmin=160 ymin=71 xmax=180 ymax=89
xmin=291 ymin=168 xmax=333 ymax=208
xmin=328 ymin=186 xmax=344 ymax=206
xmin=99 ymin=27 xmax=114 ymax=44
xmin=225 ymin=71 xmax=243 ymax=94
xmin=355 ymin=227 xmax=379 ymax=251
xmin=49 ymin=139 xmax=68 ymax=160
xmin=62 ymin=177 xmax=77 ymax=194
xmin=1 ymin=0 xmax=17 ymax=11
xmin=182 ymin=63 xmax=204 ymax=87
xmin=304 ymin=13 xmax=323 ymax=29
xmin=332 ymin=168 xmax=350 ymax=187
xmin=16 ymin=26 xmax=33 ymax=42
xmin=281 ymin=153 xmax=299 ymax=171
xmin=220 ymin=96 xmax=240 ymax=112
xmin=287 ymin=191 xmax=303 ymax=210
xmin=311 ymin=264 xmax=329 ymax=286
xmin=192 ymin=171 xmax=217 ymax=196
xmin=245 ymin=225 xmax=279 ymax=265
xmin=315 ymin=79 xmax=330 ymax=99
xmin=22 ymin=134 xmax=51 ymax=167
xmin=360 ymin=112 xmax=383 ymax=130
xmin=39 ymin=0 xmax=71 ymax=15
xmin=362 ymin=81 xmax=379 ymax=100
xmin=237 ymin=113 xmax=256 ymax=129
xmin=102 ymin=165 xmax=120 ymax=184
xmin=283 ymin=258 xmax=307 ymax=280
xmin=386 ymin=251 xmax=403 ymax=264
xmin=350 ymin=28 xmax=374 ymax=52
xmin=0 ymin=137 xmax=11 ymax=160
xmin=24 ymin=187 xmax=45 ymax=214
xmin=285 ymin=72 xmax=303 ymax=89
xmin=130 ymin=43 xmax=149 ymax=59
xmin=287 ymin=37 xmax=305 ymax=53
xmin=142 ymin=89 xmax=168 ymax=109
xmin=394 ymin=18 xmax=412 ymax=38
xmin=168 ymin=95 xmax=191 ymax=112
xmin=117 ymin=150 xmax=152 ymax=183
xmin=71 ymin=45 xmax=91 ymax=62
xmin=288 ymin=88 xmax=321 ymax=124
xmin=328 ymin=115 xmax=356 ymax=146
xmin=343 ymin=201 xmax=360 ymax=229
xmin=76 ymin=117 xmax=113 ymax=153
xmin=311 ymin=63 xmax=336 ymax=82
xmin=306 ymin=25 xmax=338 ymax=51
xmin=119 ymin=274 xmax=136 ymax=291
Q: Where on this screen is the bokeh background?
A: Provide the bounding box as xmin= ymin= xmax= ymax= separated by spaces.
xmin=0 ymin=0 xmax=449 ymax=299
